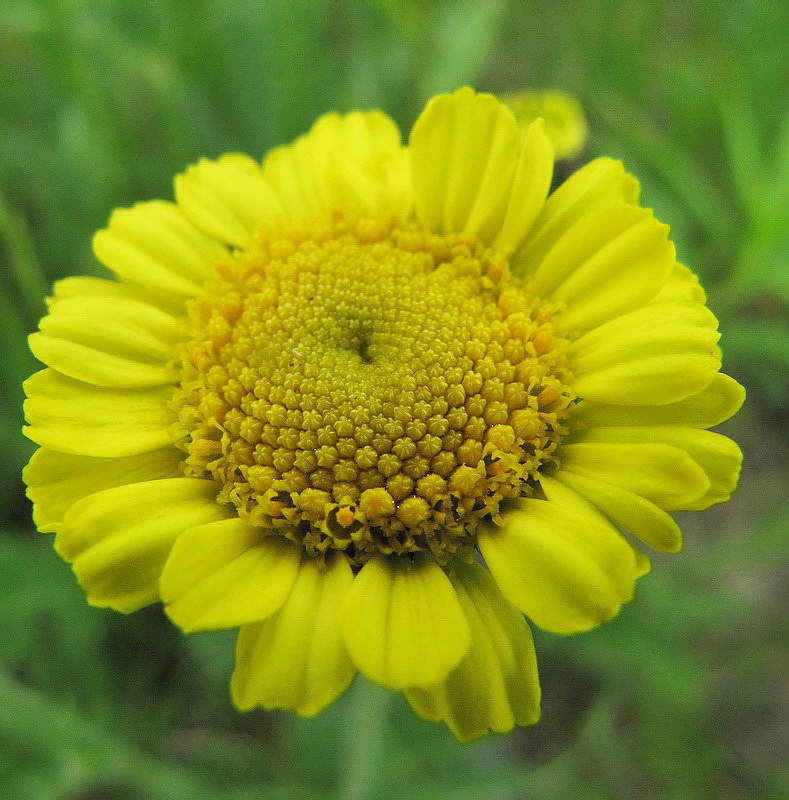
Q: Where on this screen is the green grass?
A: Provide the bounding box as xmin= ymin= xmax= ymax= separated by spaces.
xmin=1 ymin=1 xmax=787 ymax=798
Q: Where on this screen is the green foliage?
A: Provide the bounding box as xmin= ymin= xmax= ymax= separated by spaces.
xmin=1 ymin=1 xmax=786 ymax=798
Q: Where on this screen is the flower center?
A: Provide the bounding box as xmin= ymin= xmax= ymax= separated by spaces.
xmin=172 ymin=215 xmax=574 ymax=566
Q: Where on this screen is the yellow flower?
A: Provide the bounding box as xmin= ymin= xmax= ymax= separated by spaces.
xmin=502 ymin=89 xmax=588 ymax=160
xmin=23 ymin=88 xmax=743 ymax=742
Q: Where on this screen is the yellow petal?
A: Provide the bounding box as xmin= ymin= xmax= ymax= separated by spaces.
xmin=405 ymin=561 xmax=540 ymax=742
xmin=39 ymin=294 xmax=180 ymax=361
xmin=533 ymin=205 xmax=674 ymax=335
xmin=569 ymin=302 xmax=721 ymax=405
xmin=311 ymin=111 xmax=410 ymax=218
xmin=678 ymin=432 xmax=743 ymax=510
xmin=261 ymin=138 xmax=325 ymax=221
xmin=31 ymin=292 xmax=181 ymax=387
xmin=634 ymin=550 xmax=652 ymax=577
xmin=23 ymin=369 xmax=174 ymax=457
xmin=23 ymin=446 xmax=183 ymax=533
xmin=554 ymin=469 xmax=683 ymax=552
xmin=575 ymin=426 xmax=743 ymax=511
xmin=492 ymin=118 xmax=554 ymax=253
xmin=571 ymin=373 xmax=745 ymax=429
xmin=93 ymin=200 xmax=229 ymax=295
xmin=45 ymin=275 xmax=185 ymax=317
xmin=478 ymin=497 xmax=639 ymax=634
xmin=56 ymin=478 xmax=229 ymax=613
xmin=411 ymin=87 xmax=521 ymax=242
xmin=175 ymin=153 xmax=284 ymax=248
xmin=29 ymin=333 xmax=177 ymax=388
xmin=557 ymin=441 xmax=710 ymax=509
xmin=539 ymin=473 xmax=671 ymax=556
xmin=264 ymin=110 xmax=410 ymax=222
xmin=513 ymin=157 xmax=640 ymax=274
xmin=231 ymin=552 xmax=355 ymax=716
xmin=377 ymin=146 xmax=412 ymax=220
xmin=340 ymin=552 xmax=471 ymax=690
xmin=311 ymin=111 xmax=409 ymax=218
xmin=537 ymin=472 xmax=605 ymax=516
xmin=653 ymin=262 xmax=707 ymax=304
xmin=161 ymin=519 xmax=301 ymax=632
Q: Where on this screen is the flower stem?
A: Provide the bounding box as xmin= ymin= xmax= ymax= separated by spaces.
xmin=336 ymin=677 xmax=394 ymax=800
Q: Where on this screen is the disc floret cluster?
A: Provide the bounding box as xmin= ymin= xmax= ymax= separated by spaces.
xmin=174 ymin=215 xmax=574 ymax=566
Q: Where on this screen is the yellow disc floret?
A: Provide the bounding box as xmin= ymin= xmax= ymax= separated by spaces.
xmin=172 ymin=215 xmax=574 ymax=566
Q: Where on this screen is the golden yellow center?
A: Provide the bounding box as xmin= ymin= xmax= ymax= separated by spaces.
xmin=173 ymin=215 xmax=574 ymax=566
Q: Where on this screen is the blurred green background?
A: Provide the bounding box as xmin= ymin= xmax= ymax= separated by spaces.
xmin=1 ymin=1 xmax=787 ymax=798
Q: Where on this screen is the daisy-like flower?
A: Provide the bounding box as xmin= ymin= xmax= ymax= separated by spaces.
xmin=23 ymin=88 xmax=743 ymax=742
xmin=502 ymin=88 xmax=588 ymax=161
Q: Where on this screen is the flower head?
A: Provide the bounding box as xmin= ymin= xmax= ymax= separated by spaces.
xmin=502 ymin=88 xmax=588 ymax=160
xmin=23 ymin=88 xmax=743 ymax=741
